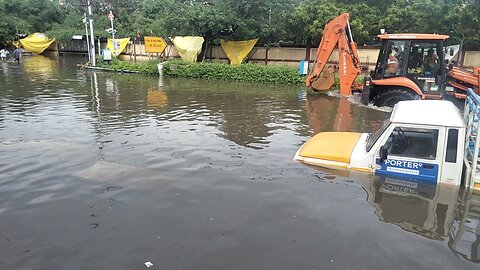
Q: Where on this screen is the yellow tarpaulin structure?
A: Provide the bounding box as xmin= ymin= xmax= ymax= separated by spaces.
xmin=106 ymin=38 xmax=130 ymax=56
xmin=220 ymin=39 xmax=258 ymax=65
xmin=171 ymin=36 xmax=204 ymax=63
xmin=18 ymin=33 xmax=55 ymax=54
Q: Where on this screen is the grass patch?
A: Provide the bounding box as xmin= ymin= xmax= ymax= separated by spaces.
xmin=99 ymin=58 xmax=160 ymax=76
xmin=99 ymin=59 xmax=305 ymax=85
xmin=163 ymin=60 xmax=305 ymax=85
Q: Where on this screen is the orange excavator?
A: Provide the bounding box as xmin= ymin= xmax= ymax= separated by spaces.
xmin=307 ymin=13 xmax=480 ymax=107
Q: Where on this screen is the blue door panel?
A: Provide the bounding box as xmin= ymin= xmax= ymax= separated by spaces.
xmin=375 ymin=158 xmax=438 ymax=183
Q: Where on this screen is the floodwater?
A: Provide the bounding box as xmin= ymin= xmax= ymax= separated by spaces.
xmin=0 ymin=55 xmax=479 ymax=270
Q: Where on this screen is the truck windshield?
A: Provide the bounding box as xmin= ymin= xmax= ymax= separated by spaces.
xmin=366 ymin=118 xmax=391 ymax=152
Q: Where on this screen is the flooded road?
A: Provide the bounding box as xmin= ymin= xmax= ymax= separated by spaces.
xmin=0 ymin=56 xmax=479 ymax=269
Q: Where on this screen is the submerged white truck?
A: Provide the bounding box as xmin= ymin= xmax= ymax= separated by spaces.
xmin=294 ymin=89 xmax=480 ymax=189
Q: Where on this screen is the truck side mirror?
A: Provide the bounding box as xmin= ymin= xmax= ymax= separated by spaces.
xmin=379 ymin=146 xmax=388 ymax=162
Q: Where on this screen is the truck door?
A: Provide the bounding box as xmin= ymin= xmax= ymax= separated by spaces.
xmin=439 ymin=128 xmax=464 ymax=185
xmin=374 ymin=125 xmax=444 ymax=183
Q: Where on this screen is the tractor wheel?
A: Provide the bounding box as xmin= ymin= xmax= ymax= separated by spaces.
xmin=372 ymin=89 xmax=419 ymax=107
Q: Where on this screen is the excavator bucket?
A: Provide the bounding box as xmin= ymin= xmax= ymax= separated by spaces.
xmin=311 ymin=66 xmax=336 ymax=92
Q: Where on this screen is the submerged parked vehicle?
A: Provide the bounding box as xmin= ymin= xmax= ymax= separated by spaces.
xmin=295 ymin=89 xmax=480 ymax=189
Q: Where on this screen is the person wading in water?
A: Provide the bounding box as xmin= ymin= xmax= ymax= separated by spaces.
xmin=12 ymin=46 xmax=22 ymax=63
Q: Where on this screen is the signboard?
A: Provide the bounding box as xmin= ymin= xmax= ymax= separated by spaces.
xmin=103 ymin=49 xmax=112 ymax=61
xmin=375 ymin=158 xmax=439 ymax=183
xmin=144 ymin=36 xmax=167 ymax=54
xmin=108 ymin=11 xmax=114 ymax=21
xmin=114 ymin=40 xmax=121 ymax=51
xmin=299 ymin=60 xmax=309 ymax=75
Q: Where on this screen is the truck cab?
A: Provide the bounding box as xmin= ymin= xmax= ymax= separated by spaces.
xmin=365 ymin=100 xmax=464 ymax=185
xmin=294 ymin=89 xmax=480 ymax=189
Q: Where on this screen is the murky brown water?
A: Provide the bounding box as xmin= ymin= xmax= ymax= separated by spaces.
xmin=0 ymin=55 xmax=479 ymax=269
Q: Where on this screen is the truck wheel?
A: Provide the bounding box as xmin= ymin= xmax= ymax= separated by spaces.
xmin=373 ymin=89 xmax=419 ymax=107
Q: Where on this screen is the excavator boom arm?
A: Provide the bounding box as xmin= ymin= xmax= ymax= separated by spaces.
xmin=306 ymin=13 xmax=362 ymax=95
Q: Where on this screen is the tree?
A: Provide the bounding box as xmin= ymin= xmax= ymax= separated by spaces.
xmin=142 ymin=1 xmax=236 ymax=60
xmin=3 ymin=0 xmax=479 ymax=50
xmin=46 ymin=10 xmax=84 ymax=43
xmin=341 ymin=3 xmax=381 ymax=45
xmin=0 ymin=0 xmax=62 ymax=42
xmin=219 ymin=0 xmax=297 ymax=46
xmin=287 ymin=0 xmax=342 ymax=49
xmin=442 ymin=0 xmax=480 ymax=48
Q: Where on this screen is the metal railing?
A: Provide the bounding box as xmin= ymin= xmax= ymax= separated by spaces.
xmin=464 ymin=88 xmax=480 ymax=187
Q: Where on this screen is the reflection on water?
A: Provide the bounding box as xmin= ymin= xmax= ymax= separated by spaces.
xmin=22 ymin=55 xmax=58 ymax=81
xmin=147 ymin=88 xmax=168 ymax=110
xmin=312 ymin=165 xmax=480 ymax=264
xmin=450 ymin=190 xmax=480 ymax=263
xmin=0 ymin=55 xmax=479 ymax=269
xmin=304 ymin=94 xmax=385 ymax=134
xmin=355 ymin=173 xmax=480 ymax=262
xmin=1 ymin=62 xmax=9 ymax=78
xmin=369 ymin=178 xmax=458 ymax=240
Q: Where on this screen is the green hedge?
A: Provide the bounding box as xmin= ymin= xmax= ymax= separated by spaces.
xmin=99 ymin=59 xmax=305 ymax=85
xmin=162 ymin=60 xmax=305 ymax=85
xmin=99 ymin=58 xmax=160 ymax=76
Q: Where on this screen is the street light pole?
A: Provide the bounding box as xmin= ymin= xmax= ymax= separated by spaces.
xmin=83 ymin=13 xmax=91 ymax=64
xmin=87 ymin=0 xmax=96 ymax=66
xmin=108 ymin=11 xmax=115 ymax=56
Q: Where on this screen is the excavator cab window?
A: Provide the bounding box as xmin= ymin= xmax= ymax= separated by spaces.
xmin=374 ymin=40 xmax=407 ymax=79
xmin=407 ymin=41 xmax=445 ymax=94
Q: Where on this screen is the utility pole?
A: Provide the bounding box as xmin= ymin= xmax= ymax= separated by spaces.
xmin=83 ymin=13 xmax=91 ymax=64
xmin=108 ymin=11 xmax=116 ymax=56
xmin=87 ymin=0 xmax=96 ymax=66
xmin=457 ymin=36 xmax=464 ymax=66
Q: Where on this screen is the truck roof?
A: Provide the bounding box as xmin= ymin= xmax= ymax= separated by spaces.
xmin=390 ymin=100 xmax=465 ymax=128
xmin=377 ymin=34 xmax=449 ymax=40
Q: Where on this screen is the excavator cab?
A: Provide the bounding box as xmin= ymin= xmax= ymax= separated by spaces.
xmin=366 ymin=34 xmax=449 ymax=106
